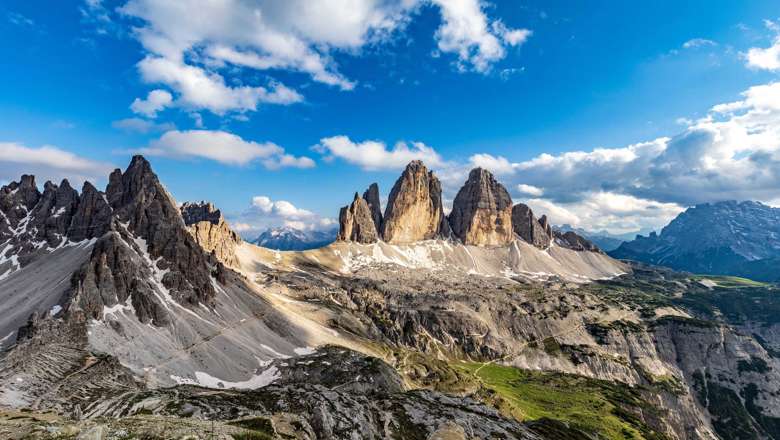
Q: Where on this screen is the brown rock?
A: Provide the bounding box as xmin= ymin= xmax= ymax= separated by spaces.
xmin=511 ymin=204 xmax=552 ymax=249
xmin=362 ymin=183 xmax=383 ymax=234
xmin=338 ymin=193 xmax=379 ymax=244
xmin=382 ymin=161 xmax=446 ymax=244
xmin=181 ymin=201 xmax=242 ymax=268
xmin=449 ymin=168 xmax=513 ymax=246
xmin=554 ymin=230 xmax=601 ymax=253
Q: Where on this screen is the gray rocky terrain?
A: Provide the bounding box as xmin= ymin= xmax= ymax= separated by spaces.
xmin=1 ymin=157 xmax=779 ymax=440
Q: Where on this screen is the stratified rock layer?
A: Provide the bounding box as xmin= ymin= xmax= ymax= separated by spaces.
xmin=512 ymin=204 xmax=552 ymax=249
xmin=181 ymin=201 xmax=241 ymax=268
xmin=449 ymin=168 xmax=513 ymax=246
xmin=382 ymin=161 xmax=446 ymax=244
xmin=338 ymin=193 xmax=379 ymax=244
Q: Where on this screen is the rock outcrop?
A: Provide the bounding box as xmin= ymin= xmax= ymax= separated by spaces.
xmin=554 ymin=230 xmax=601 ymax=252
xmin=362 ymin=183 xmax=383 ymax=233
xmin=181 ymin=201 xmax=241 ymax=268
xmin=512 ymin=204 xmax=552 ymax=248
xmin=68 ymin=156 xmax=222 ymax=326
xmin=338 ymin=193 xmax=379 ymax=244
xmin=382 ymin=161 xmax=447 ymax=244
xmin=449 ymin=168 xmax=513 ymax=246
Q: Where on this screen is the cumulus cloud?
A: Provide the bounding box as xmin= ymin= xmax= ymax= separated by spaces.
xmin=137 ymin=57 xmax=302 ymax=114
xmin=139 ymin=130 xmax=315 ymax=168
xmin=746 ymin=20 xmax=780 ymax=71
xmin=228 ymin=195 xmax=334 ymax=238
xmin=468 ymin=153 xmax=517 ymax=174
xmin=0 ymin=142 xmax=114 ymax=186
xmin=116 ymin=0 xmax=423 ymax=114
xmin=313 ymin=135 xmax=443 ymax=170
xmin=516 ymin=184 xmax=543 ymax=197
xmin=524 ymin=193 xmax=684 ymax=235
xmin=112 ymin=117 xmax=175 ymax=134
xmin=105 ymin=0 xmax=530 ymax=115
xmin=130 ymin=89 xmax=173 ymax=117
xmin=431 ymin=0 xmax=531 ymax=72
xmin=437 ymin=80 xmax=780 ymax=233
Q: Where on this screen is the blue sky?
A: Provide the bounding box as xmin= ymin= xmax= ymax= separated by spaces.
xmin=1 ymin=0 xmax=779 ymax=236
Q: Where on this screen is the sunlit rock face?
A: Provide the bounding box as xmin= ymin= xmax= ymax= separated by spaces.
xmin=449 ymin=168 xmax=514 ymax=246
xmin=381 ymin=160 xmax=447 ymax=244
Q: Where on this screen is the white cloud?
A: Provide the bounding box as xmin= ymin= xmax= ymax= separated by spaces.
xmin=313 ymin=135 xmax=443 ymax=170
xmin=139 ymin=130 xmax=315 ymax=168
xmin=516 ymin=184 xmax=543 ymax=197
xmin=7 ymin=12 xmax=34 ymax=27
xmin=112 ymin=117 xmax=175 ymax=133
xmin=116 ymin=0 xmax=425 ymax=114
xmin=137 ymin=57 xmax=302 ymax=114
xmin=682 ymin=38 xmax=717 ymax=49
xmin=252 ymin=196 xmax=313 ymax=218
xmin=431 ymin=0 xmax=531 ymax=72
xmin=106 ymin=1 xmax=531 ymax=115
xmin=130 ymin=89 xmax=173 ymax=117
xmin=745 ymin=20 xmax=780 ymax=71
xmin=524 ymin=193 xmax=683 ymax=235
xmin=0 ymin=142 xmax=114 ymax=186
xmin=229 ymin=195 xmax=333 ymax=237
xmin=468 ymin=153 xmax=516 ymax=174
xmin=435 ymin=80 xmax=780 ymax=233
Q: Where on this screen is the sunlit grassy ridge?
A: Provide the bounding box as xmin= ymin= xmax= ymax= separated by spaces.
xmin=456 ymin=362 xmax=669 ymax=440
xmin=691 ymin=275 xmax=770 ymax=288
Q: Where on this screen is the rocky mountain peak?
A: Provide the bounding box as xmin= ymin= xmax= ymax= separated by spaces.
xmin=449 ymin=167 xmax=513 ymax=246
xmin=511 ymin=203 xmax=552 ymax=248
xmin=362 ymin=183 xmax=383 ymax=233
xmin=181 ymin=201 xmax=241 ymax=268
xmin=338 ymin=192 xmax=379 ymax=244
xmin=181 ymin=201 xmax=223 ymax=225
xmin=70 ymin=155 xmax=221 ymax=324
xmin=381 ymin=161 xmax=446 ymax=244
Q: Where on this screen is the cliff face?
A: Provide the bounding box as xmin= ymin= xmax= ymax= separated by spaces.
xmin=381 ymin=160 xmax=447 ymax=244
xmin=511 ymin=204 xmax=552 ymax=248
xmin=362 ymin=183 xmax=383 ymax=234
xmin=337 ymin=192 xmax=379 ymax=244
xmin=449 ymin=168 xmax=514 ymax=246
xmin=181 ymin=201 xmax=241 ymax=268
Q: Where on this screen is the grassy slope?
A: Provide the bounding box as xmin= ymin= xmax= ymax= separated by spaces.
xmin=455 ymin=362 xmax=667 ymax=440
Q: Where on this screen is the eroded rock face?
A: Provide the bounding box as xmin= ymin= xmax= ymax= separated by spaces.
xmin=512 ymin=204 xmax=552 ymax=248
xmin=362 ymin=183 xmax=383 ymax=234
xmin=554 ymin=230 xmax=601 ymax=253
xmin=338 ymin=193 xmax=379 ymax=244
xmin=449 ymin=168 xmax=513 ymax=246
xmin=382 ymin=161 xmax=446 ymax=244
xmin=181 ymin=201 xmax=241 ymax=268
xmin=67 ymin=182 xmax=112 ymax=242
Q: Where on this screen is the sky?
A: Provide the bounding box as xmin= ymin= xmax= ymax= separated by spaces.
xmin=1 ymin=0 xmax=779 ymax=238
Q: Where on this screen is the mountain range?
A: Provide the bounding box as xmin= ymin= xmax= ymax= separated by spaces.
xmin=1 ymin=157 xmax=779 ymax=440
xmin=611 ymin=200 xmax=780 ymax=281
xmin=252 ymin=226 xmax=336 ymax=251
xmin=555 ymin=224 xmax=640 ymax=251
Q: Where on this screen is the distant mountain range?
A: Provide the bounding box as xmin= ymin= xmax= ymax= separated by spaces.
xmin=610 ymin=201 xmax=780 ymax=281
xmin=555 ymin=224 xmax=639 ymax=251
xmin=252 ymin=226 xmax=336 ymax=251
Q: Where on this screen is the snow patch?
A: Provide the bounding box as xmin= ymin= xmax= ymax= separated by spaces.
xmin=170 ymin=366 xmax=280 ymax=390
